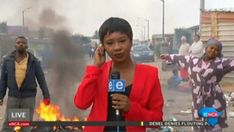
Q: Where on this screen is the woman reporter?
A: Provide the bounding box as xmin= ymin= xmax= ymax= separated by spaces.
xmin=74 ymin=17 xmax=163 ymax=132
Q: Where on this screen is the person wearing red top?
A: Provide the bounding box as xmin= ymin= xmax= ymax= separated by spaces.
xmin=74 ymin=17 xmax=163 ymax=132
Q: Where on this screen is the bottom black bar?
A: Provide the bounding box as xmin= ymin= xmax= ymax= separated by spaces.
xmin=31 ymin=121 xmax=141 ymax=126
xmin=30 ymin=121 xmax=209 ymax=127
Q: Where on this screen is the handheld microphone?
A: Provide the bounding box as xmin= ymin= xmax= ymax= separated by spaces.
xmin=108 ymin=71 xmax=126 ymax=118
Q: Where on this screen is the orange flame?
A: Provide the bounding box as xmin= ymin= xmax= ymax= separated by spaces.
xmin=14 ymin=126 xmax=21 ymax=132
xmin=36 ymin=101 xmax=80 ymax=122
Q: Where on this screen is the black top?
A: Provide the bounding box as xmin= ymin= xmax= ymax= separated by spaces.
xmin=104 ymin=84 xmax=132 ymax=132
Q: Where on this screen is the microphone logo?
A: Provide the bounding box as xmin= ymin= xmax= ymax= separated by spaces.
xmin=108 ymin=80 xmax=126 ymax=92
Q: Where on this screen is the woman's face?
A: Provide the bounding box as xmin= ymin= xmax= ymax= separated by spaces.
xmin=205 ymin=44 xmax=220 ymax=59
xmin=193 ymin=36 xmax=199 ymax=42
xmin=103 ymin=32 xmax=132 ymax=63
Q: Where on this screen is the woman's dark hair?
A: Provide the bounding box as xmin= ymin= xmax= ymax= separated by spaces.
xmin=194 ymin=34 xmax=200 ymax=39
xmin=99 ymin=17 xmax=133 ymax=44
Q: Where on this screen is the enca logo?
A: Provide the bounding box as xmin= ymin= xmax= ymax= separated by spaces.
xmin=207 ymin=112 xmax=218 ymax=117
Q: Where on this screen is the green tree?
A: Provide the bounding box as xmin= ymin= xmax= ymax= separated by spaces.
xmin=72 ymin=34 xmax=91 ymax=45
xmin=92 ymin=30 xmax=99 ymax=39
xmin=0 ymin=22 xmax=7 ymax=34
xmin=38 ymin=27 xmax=45 ymax=39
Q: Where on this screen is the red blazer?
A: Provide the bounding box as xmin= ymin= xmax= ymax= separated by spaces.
xmin=74 ymin=61 xmax=163 ymax=132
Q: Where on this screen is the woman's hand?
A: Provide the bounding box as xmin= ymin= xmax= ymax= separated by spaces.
xmin=111 ymin=94 xmax=130 ymax=112
xmin=93 ymin=46 xmax=106 ymax=67
xmin=160 ymin=54 xmax=169 ymax=60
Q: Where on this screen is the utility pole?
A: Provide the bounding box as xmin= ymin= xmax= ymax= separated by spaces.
xmin=162 ymin=0 xmax=165 ymax=43
xmin=136 ymin=25 xmax=146 ymax=41
xmin=200 ymin=0 xmax=205 ymax=37
xmin=146 ymin=19 xmax=150 ymax=42
xmin=137 ymin=18 xmax=150 ymax=42
xmin=22 ymin=10 xmax=25 ymax=27
xmin=22 ymin=8 xmax=30 ymax=27
xmin=200 ymin=0 xmax=205 ymax=11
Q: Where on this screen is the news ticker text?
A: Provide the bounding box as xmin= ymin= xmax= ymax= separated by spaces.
xmin=9 ymin=121 xmax=209 ymax=127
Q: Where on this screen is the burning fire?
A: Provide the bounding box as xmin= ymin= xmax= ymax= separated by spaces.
xmin=36 ymin=101 xmax=80 ymax=121
xmin=34 ymin=101 xmax=83 ymax=131
xmin=14 ymin=126 xmax=21 ymax=132
xmin=11 ymin=101 xmax=82 ymax=132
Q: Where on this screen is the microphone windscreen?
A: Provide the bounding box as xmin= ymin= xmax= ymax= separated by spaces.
xmin=111 ymin=71 xmax=120 ymax=79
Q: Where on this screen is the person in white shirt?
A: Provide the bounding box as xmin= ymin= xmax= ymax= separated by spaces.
xmin=179 ymin=36 xmax=190 ymax=55
xmin=189 ymin=34 xmax=204 ymax=57
xmin=178 ymin=36 xmax=190 ymax=81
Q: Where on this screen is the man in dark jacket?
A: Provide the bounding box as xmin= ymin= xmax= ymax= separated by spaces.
xmin=0 ymin=36 xmax=50 ymax=132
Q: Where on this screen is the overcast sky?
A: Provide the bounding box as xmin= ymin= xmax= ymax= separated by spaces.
xmin=0 ymin=0 xmax=234 ymax=39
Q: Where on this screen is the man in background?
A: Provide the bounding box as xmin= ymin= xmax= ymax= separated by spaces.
xmin=179 ymin=36 xmax=190 ymax=56
xmin=178 ymin=36 xmax=190 ymax=81
xmin=0 ymin=36 xmax=50 ymax=132
xmin=189 ymin=34 xmax=204 ymax=57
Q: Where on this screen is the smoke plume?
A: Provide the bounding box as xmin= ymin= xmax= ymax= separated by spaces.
xmin=20 ymin=2 xmax=89 ymax=118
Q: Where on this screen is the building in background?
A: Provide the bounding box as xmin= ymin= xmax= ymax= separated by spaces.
xmin=7 ymin=26 xmax=28 ymax=38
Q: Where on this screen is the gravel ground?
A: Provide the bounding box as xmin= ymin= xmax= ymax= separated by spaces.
xmin=0 ymin=58 xmax=234 ymax=131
